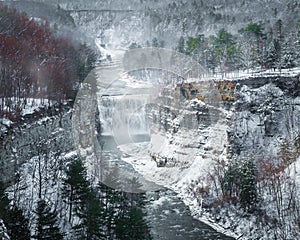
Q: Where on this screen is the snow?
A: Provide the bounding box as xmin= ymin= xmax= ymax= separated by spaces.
xmin=118 ymin=118 xmax=236 ymax=236
xmin=0 ymin=118 xmax=13 ymax=127
xmin=6 ymin=150 xmax=77 ymax=239
xmin=113 ymin=66 xmax=300 ymax=239
xmin=0 ymin=98 xmax=56 ymax=116
xmin=289 ymin=156 xmax=300 ymax=189
xmin=195 ymin=67 xmax=300 ymax=82
xmin=95 ymin=37 xmax=113 ymax=60
xmin=0 ymin=219 xmax=10 ymax=240
xmin=64 ymin=150 xmax=78 ymax=159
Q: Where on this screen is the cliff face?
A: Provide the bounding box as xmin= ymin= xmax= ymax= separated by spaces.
xmin=229 ymin=76 xmax=300 ymax=159
xmin=0 ymin=105 xmax=74 ymax=185
xmin=139 ymin=74 xmax=300 ymax=239
xmin=146 ymin=75 xmax=300 ymax=181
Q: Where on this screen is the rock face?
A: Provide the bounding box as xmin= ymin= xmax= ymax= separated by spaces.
xmin=228 ymin=76 xmax=300 ymax=160
xmin=0 ymin=105 xmax=74 ymax=185
xmin=146 ymin=79 xmax=228 ymax=178
xmin=1 ymin=72 xmax=299 ymax=191
xmin=146 ymin=74 xmax=300 ymax=176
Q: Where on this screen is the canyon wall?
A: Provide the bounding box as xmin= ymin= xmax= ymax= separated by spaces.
xmin=0 ymin=105 xmax=74 ymax=185
xmin=147 ymin=75 xmax=300 ymax=174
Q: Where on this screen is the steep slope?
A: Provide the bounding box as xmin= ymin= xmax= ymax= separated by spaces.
xmin=24 ymin=0 xmax=300 ymax=48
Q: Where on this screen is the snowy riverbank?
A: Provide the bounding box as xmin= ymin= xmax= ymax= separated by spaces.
xmin=118 ymin=140 xmax=240 ymax=239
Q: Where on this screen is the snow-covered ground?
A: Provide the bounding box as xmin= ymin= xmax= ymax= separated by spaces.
xmin=6 ymin=150 xmax=77 ymax=239
xmin=92 ymin=45 xmax=300 ymax=239
xmin=195 ymin=67 xmax=300 ymax=82
xmin=0 ymin=98 xmax=56 ymax=117
xmin=118 ymin=119 xmax=237 ymax=237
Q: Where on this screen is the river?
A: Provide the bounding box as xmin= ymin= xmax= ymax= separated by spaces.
xmin=94 ymin=49 xmax=235 ymax=239
xmin=99 ymin=135 xmax=235 ymax=240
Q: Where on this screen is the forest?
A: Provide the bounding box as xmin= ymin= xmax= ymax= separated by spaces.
xmin=144 ymin=19 xmax=300 ymax=76
xmin=0 ymin=155 xmax=152 ymax=239
xmin=0 ymin=4 xmax=95 ymax=121
xmin=1 ymin=2 xmax=300 ymax=239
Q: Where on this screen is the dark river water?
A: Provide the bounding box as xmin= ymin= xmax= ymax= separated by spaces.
xmin=101 ymin=136 xmax=235 ymax=240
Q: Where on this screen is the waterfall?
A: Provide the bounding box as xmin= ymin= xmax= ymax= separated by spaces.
xmin=98 ymin=94 xmax=150 ymax=144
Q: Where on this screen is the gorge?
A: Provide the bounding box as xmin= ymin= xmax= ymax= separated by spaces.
xmin=1 ymin=0 xmax=300 ymax=239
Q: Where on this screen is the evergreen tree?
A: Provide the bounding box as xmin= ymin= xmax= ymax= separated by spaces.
xmin=280 ymin=40 xmax=297 ymax=69
xmin=33 ymin=199 xmax=63 ymax=240
xmin=221 ymin=162 xmax=239 ymax=198
xmin=222 ymin=159 xmax=258 ymax=210
xmin=0 ymin=182 xmax=30 ymax=240
xmin=151 ymin=37 xmax=159 ymax=48
xmin=239 ymin=23 xmax=264 ymax=67
xmin=0 ymin=182 xmax=9 ymax=219
xmin=5 ymin=206 xmax=30 ymax=240
xmin=186 ymin=36 xmax=200 ymax=55
xmin=62 ymin=157 xmax=90 ymax=223
xmin=63 ymin=158 xmax=108 ymax=239
xmin=265 ymin=41 xmax=279 ymax=70
xmin=74 ymin=190 xmax=106 ymax=240
xmin=115 ymin=177 xmax=151 ymax=240
xmin=177 ymin=36 xmax=185 ymax=53
xmin=238 ymin=160 xmax=258 ymax=210
xmin=209 ymin=28 xmax=238 ymax=72
xmin=0 ymin=182 xmax=10 ymax=240
xmin=115 ymin=207 xmax=152 ymax=240
xmin=125 ymin=177 xmax=145 ymax=206
xmin=98 ymin=182 xmax=124 ymax=239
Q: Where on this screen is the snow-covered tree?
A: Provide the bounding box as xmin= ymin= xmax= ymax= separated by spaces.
xmin=280 ymin=38 xmax=298 ymax=69
xmin=238 ymin=159 xmax=258 ymax=210
xmin=222 ymin=158 xmax=258 ymax=210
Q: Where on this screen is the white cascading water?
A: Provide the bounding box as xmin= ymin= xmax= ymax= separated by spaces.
xmin=99 ymin=95 xmax=150 ymax=143
xmin=96 ymin=46 xmax=153 ymax=145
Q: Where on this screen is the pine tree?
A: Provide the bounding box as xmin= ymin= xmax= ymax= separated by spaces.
xmin=115 ymin=207 xmax=152 ymax=240
xmin=5 ymin=207 xmax=30 ymax=240
xmin=63 ymin=158 xmax=108 ymax=239
xmin=177 ymin=36 xmax=185 ymax=53
xmin=186 ymin=36 xmax=200 ymax=55
xmin=115 ymin=177 xmax=151 ymax=240
xmin=0 ymin=182 xmax=30 ymax=240
xmin=238 ymin=160 xmax=258 ymax=210
xmin=151 ymin=37 xmax=159 ymax=48
xmin=240 ymin=23 xmax=264 ymax=68
xmin=222 ymin=159 xmax=258 ymax=210
xmin=98 ymin=182 xmax=123 ymax=239
xmin=33 ymin=199 xmax=63 ymax=240
xmin=221 ymin=163 xmax=238 ymax=199
xmin=74 ymin=190 xmax=106 ymax=240
xmin=264 ymin=38 xmax=281 ymax=70
xmin=62 ymin=157 xmax=90 ymax=223
xmin=0 ymin=182 xmax=9 ymax=219
xmin=209 ymin=28 xmax=238 ymax=73
xmin=0 ymin=182 xmax=10 ymax=240
xmin=280 ymin=40 xmax=297 ymax=69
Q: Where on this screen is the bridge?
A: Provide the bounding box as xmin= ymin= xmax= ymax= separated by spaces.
xmin=67 ymin=9 xmax=137 ymax=13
